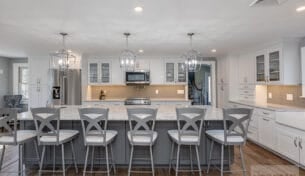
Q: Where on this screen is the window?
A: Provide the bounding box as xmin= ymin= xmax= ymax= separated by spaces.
xmin=18 ymin=66 xmax=29 ymax=99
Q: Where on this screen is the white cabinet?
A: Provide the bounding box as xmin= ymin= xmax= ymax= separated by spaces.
xmin=164 ymin=59 xmax=187 ymax=84
xmin=276 ymin=126 xmax=299 ymax=162
xmin=255 ymin=40 xmax=300 ymax=85
xmin=150 ymin=59 xmax=164 ymax=85
xmin=258 ymin=109 xmax=276 ymax=149
xmin=301 ymin=46 xmax=305 ymax=97
xmin=276 ymin=123 xmax=305 ymax=165
xmin=88 ymin=59 xmax=112 ymax=85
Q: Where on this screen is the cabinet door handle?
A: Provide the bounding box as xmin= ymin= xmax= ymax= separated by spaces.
xmin=294 ymin=137 xmax=298 ymax=147
xmin=299 ymin=138 xmax=303 ymax=149
xmin=262 ymin=118 xmax=270 ymax=122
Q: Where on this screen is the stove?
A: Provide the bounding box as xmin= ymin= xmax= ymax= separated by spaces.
xmin=125 ymin=98 xmax=151 ymax=105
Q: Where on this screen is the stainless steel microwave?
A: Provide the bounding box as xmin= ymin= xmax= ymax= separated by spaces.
xmin=125 ymin=71 xmax=150 ymax=85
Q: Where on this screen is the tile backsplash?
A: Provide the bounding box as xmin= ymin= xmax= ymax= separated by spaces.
xmin=87 ymin=85 xmax=186 ymax=100
xmin=267 ymin=85 xmax=305 ymax=108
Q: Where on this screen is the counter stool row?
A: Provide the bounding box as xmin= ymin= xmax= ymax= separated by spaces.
xmin=0 ymin=107 xmax=253 ymax=176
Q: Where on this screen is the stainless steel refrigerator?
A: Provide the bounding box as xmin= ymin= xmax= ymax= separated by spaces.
xmin=50 ymin=69 xmax=82 ymax=105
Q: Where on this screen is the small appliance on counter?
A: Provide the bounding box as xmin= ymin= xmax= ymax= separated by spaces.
xmin=99 ymin=90 xmax=106 ymax=100
xmin=125 ymin=98 xmax=151 ymax=105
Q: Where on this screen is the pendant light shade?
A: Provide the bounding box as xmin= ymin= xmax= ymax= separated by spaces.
xmin=183 ymin=33 xmax=201 ymax=72
xmin=119 ymin=33 xmax=136 ymax=70
xmin=50 ymin=33 xmax=76 ymax=71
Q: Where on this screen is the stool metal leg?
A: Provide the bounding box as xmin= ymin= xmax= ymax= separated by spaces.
xmin=110 ymin=143 xmax=116 ymax=174
xmin=39 ymin=146 xmax=46 ymax=176
xmin=195 ymin=146 xmax=201 ymax=176
xmin=240 ymin=145 xmax=247 ymax=176
xmin=70 ymin=141 xmax=78 ymax=173
xmin=128 ymin=146 xmax=134 ymax=176
xmin=207 ymin=140 xmax=214 ymax=173
xmin=175 ymin=145 xmax=180 ymax=176
xmin=189 ymin=145 xmax=193 ymax=174
xmin=105 ymin=145 xmax=110 ymax=176
xmin=33 ymin=140 xmax=40 ymax=162
xmin=83 ymin=146 xmax=89 ymax=176
xmin=150 ymin=145 xmax=155 ymax=176
xmin=91 ymin=146 xmax=94 ymax=172
xmin=220 ymin=144 xmax=224 ymax=176
xmin=61 ymin=144 xmax=66 ymax=176
xmin=0 ymin=145 xmax=6 ymax=171
xmin=169 ymin=141 xmax=174 ymax=173
xmin=19 ymin=144 xmax=24 ymax=176
xmin=53 ymin=146 xmax=56 ymax=173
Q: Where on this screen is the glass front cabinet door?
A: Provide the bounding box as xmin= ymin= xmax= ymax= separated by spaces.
xmin=88 ymin=59 xmax=111 ymax=84
xmin=256 ymin=55 xmax=265 ymax=82
xmin=268 ymin=50 xmax=280 ymax=82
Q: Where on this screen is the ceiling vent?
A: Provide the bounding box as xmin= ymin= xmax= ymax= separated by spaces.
xmin=249 ymin=0 xmax=287 ymax=7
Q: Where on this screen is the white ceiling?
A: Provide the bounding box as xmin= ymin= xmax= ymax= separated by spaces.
xmin=0 ymin=0 xmax=305 ymax=58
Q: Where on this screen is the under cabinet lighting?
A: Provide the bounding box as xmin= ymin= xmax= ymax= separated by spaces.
xmin=296 ymin=6 xmax=305 ymax=12
xmin=134 ymin=6 xmax=143 ymax=12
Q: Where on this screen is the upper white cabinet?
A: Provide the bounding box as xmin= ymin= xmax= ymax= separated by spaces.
xmin=164 ymin=59 xmax=187 ymax=84
xmin=88 ymin=59 xmax=112 ymax=85
xmin=255 ymin=40 xmax=300 ymax=85
xmin=301 ymin=46 xmax=305 ymax=97
xmin=150 ymin=58 xmax=164 ymax=85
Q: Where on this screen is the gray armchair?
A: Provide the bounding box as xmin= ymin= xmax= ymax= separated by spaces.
xmin=3 ymin=95 xmax=27 ymax=112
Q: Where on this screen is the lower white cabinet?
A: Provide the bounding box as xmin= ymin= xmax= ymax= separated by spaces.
xmin=276 ymin=126 xmax=299 ymax=162
xmin=276 ymin=123 xmax=305 ymax=165
xmin=258 ymin=114 xmax=275 ymax=149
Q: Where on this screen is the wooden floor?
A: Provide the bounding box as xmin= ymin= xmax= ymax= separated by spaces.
xmin=1 ymin=141 xmax=305 ymax=176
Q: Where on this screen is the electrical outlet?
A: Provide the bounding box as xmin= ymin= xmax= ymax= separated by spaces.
xmin=177 ymin=90 xmax=184 ymax=95
xmin=268 ymin=92 xmax=272 ymax=99
xmin=286 ymin=94 xmax=293 ymax=101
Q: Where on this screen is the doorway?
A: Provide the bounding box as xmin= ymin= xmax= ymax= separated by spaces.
xmin=188 ymin=61 xmax=216 ymax=107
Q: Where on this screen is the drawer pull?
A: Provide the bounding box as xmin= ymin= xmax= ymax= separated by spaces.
xmin=262 ymin=118 xmax=270 ymax=122
xmin=299 ymin=138 xmax=303 ymax=149
xmin=263 ymin=112 xmax=270 ymax=115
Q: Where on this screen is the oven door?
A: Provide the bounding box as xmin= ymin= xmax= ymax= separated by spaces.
xmin=126 ymin=72 xmax=150 ymax=85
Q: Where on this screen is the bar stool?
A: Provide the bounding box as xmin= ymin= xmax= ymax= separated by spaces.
xmin=206 ymin=108 xmax=253 ymax=176
xmin=79 ymin=108 xmax=117 ymax=176
xmin=127 ymin=108 xmax=158 ymax=176
xmin=0 ymin=108 xmax=40 ymax=176
xmin=168 ymin=107 xmax=206 ymax=176
xmin=31 ymin=107 xmax=79 ymax=176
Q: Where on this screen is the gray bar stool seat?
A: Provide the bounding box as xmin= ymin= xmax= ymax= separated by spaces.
xmin=127 ymin=108 xmax=158 ymax=176
xmin=168 ymin=107 xmax=206 ymax=176
xmin=0 ymin=108 xmax=40 ymax=176
xmin=31 ymin=107 xmax=79 ymax=176
xmin=206 ymin=108 xmax=253 ymax=176
xmin=79 ymin=108 xmax=117 ymax=176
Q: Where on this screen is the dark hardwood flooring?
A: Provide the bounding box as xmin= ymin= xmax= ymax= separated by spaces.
xmin=1 ymin=141 xmax=305 ymax=176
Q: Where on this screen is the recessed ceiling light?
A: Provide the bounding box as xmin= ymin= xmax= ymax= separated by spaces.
xmin=138 ymin=49 xmax=144 ymax=53
xmin=134 ymin=6 xmax=143 ymax=12
xmin=296 ymin=6 xmax=305 ymax=12
xmin=211 ymin=49 xmax=217 ymax=53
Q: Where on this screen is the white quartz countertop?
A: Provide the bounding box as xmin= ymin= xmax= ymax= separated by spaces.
xmin=229 ymin=100 xmax=305 ymax=112
xmin=18 ymin=105 xmax=223 ymax=121
xmin=84 ymin=98 xmax=190 ymax=102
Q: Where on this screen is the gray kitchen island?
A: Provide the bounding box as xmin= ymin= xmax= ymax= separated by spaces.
xmin=18 ymin=105 xmax=233 ymax=168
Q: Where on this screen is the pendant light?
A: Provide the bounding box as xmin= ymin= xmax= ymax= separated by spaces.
xmin=183 ymin=33 xmax=201 ymax=72
xmin=50 ymin=33 xmax=76 ymax=71
xmin=119 ymin=33 xmax=136 ymax=70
